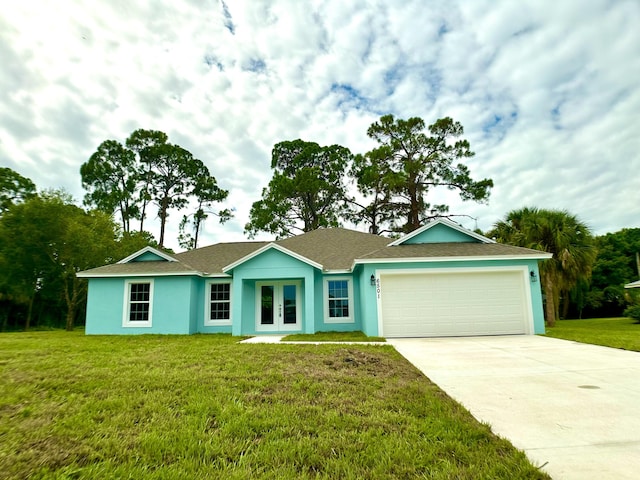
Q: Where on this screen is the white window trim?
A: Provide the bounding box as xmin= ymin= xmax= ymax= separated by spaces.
xmin=205 ymin=279 xmax=233 ymax=326
xmin=323 ymin=277 xmax=354 ymax=324
xmin=122 ymin=279 xmax=154 ymax=328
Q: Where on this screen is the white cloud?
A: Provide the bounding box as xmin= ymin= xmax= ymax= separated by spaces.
xmin=1 ymin=0 xmax=638 ymax=250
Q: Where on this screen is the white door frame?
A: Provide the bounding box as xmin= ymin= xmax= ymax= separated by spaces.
xmin=255 ymin=280 xmax=302 ymax=332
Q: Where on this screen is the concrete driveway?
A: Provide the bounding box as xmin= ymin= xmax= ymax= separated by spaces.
xmin=388 ymin=335 xmax=640 ymax=480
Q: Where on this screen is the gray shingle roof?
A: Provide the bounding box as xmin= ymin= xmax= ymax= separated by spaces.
xmin=276 ymin=228 xmax=392 ymax=270
xmin=359 ymin=242 xmax=548 ymax=260
xmin=176 ymin=241 xmax=269 ymax=274
xmin=78 ymin=227 xmax=548 ymax=278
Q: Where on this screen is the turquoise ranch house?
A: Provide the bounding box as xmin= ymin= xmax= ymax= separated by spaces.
xmin=78 ymin=218 xmax=551 ymax=338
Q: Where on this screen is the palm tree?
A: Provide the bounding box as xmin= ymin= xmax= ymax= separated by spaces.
xmin=490 ymin=207 xmax=596 ymax=326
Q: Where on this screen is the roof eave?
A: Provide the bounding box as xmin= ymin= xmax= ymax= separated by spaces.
xmin=76 ymin=270 xmax=203 ymax=278
xmin=355 ymin=253 xmax=552 ymax=264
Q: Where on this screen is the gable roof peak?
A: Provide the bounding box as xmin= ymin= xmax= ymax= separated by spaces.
xmin=389 ymin=217 xmax=495 ymax=246
xmin=117 ymin=246 xmax=178 ymax=264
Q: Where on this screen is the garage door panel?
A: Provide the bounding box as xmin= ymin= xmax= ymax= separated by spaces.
xmin=380 ymin=270 xmax=529 ymax=337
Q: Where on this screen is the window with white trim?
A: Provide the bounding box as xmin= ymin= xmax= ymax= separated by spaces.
xmin=123 ymin=280 xmax=153 ymax=327
xmin=324 ymin=278 xmax=354 ymax=323
xmin=205 ymin=280 xmax=232 ymax=326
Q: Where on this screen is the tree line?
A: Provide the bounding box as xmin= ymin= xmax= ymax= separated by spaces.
xmin=0 ymin=115 xmax=637 ymax=331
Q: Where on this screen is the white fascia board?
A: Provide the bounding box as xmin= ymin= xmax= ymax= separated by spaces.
xmin=322 ymin=269 xmax=353 ymax=275
xmin=76 ymin=270 xmax=201 ymax=278
xmin=117 ymin=246 xmax=178 ymax=264
xmin=355 ymin=253 xmax=552 ymax=265
xmin=624 ymin=280 xmax=640 ymax=289
xmin=388 ymin=218 xmax=495 ymax=246
xmin=222 ymin=242 xmax=323 ymax=273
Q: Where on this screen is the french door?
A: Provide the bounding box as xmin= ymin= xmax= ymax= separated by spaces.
xmin=255 ymin=281 xmax=301 ymax=332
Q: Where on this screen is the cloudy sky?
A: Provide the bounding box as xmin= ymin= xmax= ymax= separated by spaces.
xmin=1 ymin=0 xmax=638 ymax=250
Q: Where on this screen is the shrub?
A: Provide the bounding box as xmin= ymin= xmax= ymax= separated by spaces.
xmin=623 ymin=305 xmax=640 ymax=322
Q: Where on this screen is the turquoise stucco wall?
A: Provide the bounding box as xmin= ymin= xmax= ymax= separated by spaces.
xmin=402 ymin=223 xmax=481 ymax=244
xmin=358 ymin=259 xmax=546 ymax=336
xmin=85 ymin=276 xmax=199 ymax=334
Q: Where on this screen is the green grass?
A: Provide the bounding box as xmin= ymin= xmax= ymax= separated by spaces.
xmin=282 ymin=330 xmax=386 ymax=342
xmin=544 ymin=317 xmax=640 ymax=352
xmin=0 ymin=331 xmax=549 ymax=479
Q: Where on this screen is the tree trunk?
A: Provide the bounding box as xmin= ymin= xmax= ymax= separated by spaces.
xmin=407 ymin=177 xmax=420 ymax=232
xmin=544 ymin=273 xmax=556 ymax=327
xmin=65 ymin=306 xmax=75 ymax=331
xmin=561 ymin=290 xmax=570 ymax=319
xmin=25 ymin=293 xmax=34 ymax=331
xmin=139 ymin=200 xmax=146 ymax=232
xmin=0 ymin=306 xmax=9 ymax=332
xmin=158 ymin=197 xmax=169 ymax=247
xmin=63 ymin=274 xmax=84 ymax=331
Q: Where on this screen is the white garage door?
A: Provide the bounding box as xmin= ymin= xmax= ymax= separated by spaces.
xmin=379 ymin=269 xmax=530 ymax=337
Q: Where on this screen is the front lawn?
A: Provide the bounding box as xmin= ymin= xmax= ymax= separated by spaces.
xmin=0 ymin=331 xmax=548 ymax=479
xmin=282 ymin=330 xmax=385 ymax=342
xmin=544 ymin=317 xmax=640 ymax=352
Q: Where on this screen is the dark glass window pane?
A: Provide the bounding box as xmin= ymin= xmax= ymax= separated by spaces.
xmin=209 ymin=283 xmax=230 ymax=320
xmin=328 ymin=280 xmax=349 ymax=317
xmin=130 ymin=283 xmax=150 ymax=302
xmin=211 ymin=302 xmax=230 ymax=320
xmin=128 ymin=283 xmax=151 ymax=322
xmin=283 ymin=285 xmax=297 ymax=324
xmin=328 ymin=280 xmax=348 ymax=299
xmin=129 ymin=302 xmax=149 ymax=322
xmin=261 ymin=286 xmax=274 ymax=325
xmin=210 ymin=283 xmax=230 ymax=302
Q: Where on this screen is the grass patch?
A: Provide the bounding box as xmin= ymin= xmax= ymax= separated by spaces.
xmin=544 ymin=317 xmax=640 ymax=352
xmin=282 ymin=330 xmax=385 ymax=342
xmin=0 ymin=331 xmax=548 ymax=479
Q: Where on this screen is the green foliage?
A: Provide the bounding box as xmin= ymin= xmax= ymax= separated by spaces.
xmin=0 ymin=167 xmax=36 ymax=214
xmin=116 ymin=230 xmax=158 ymax=258
xmin=352 ymin=115 xmax=493 ymax=233
xmin=82 ymin=129 xmax=230 ymax=247
xmin=490 ymin=207 xmax=596 ymax=326
xmin=0 ymin=192 xmax=119 ymax=331
xmin=0 ymin=332 xmax=549 ymax=479
xmin=584 ymin=228 xmax=640 ymax=317
xmin=80 ymin=139 xmax=138 ymax=232
xmin=623 ymin=305 xmax=640 ymax=322
xmin=245 ymin=140 xmax=352 ymax=238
